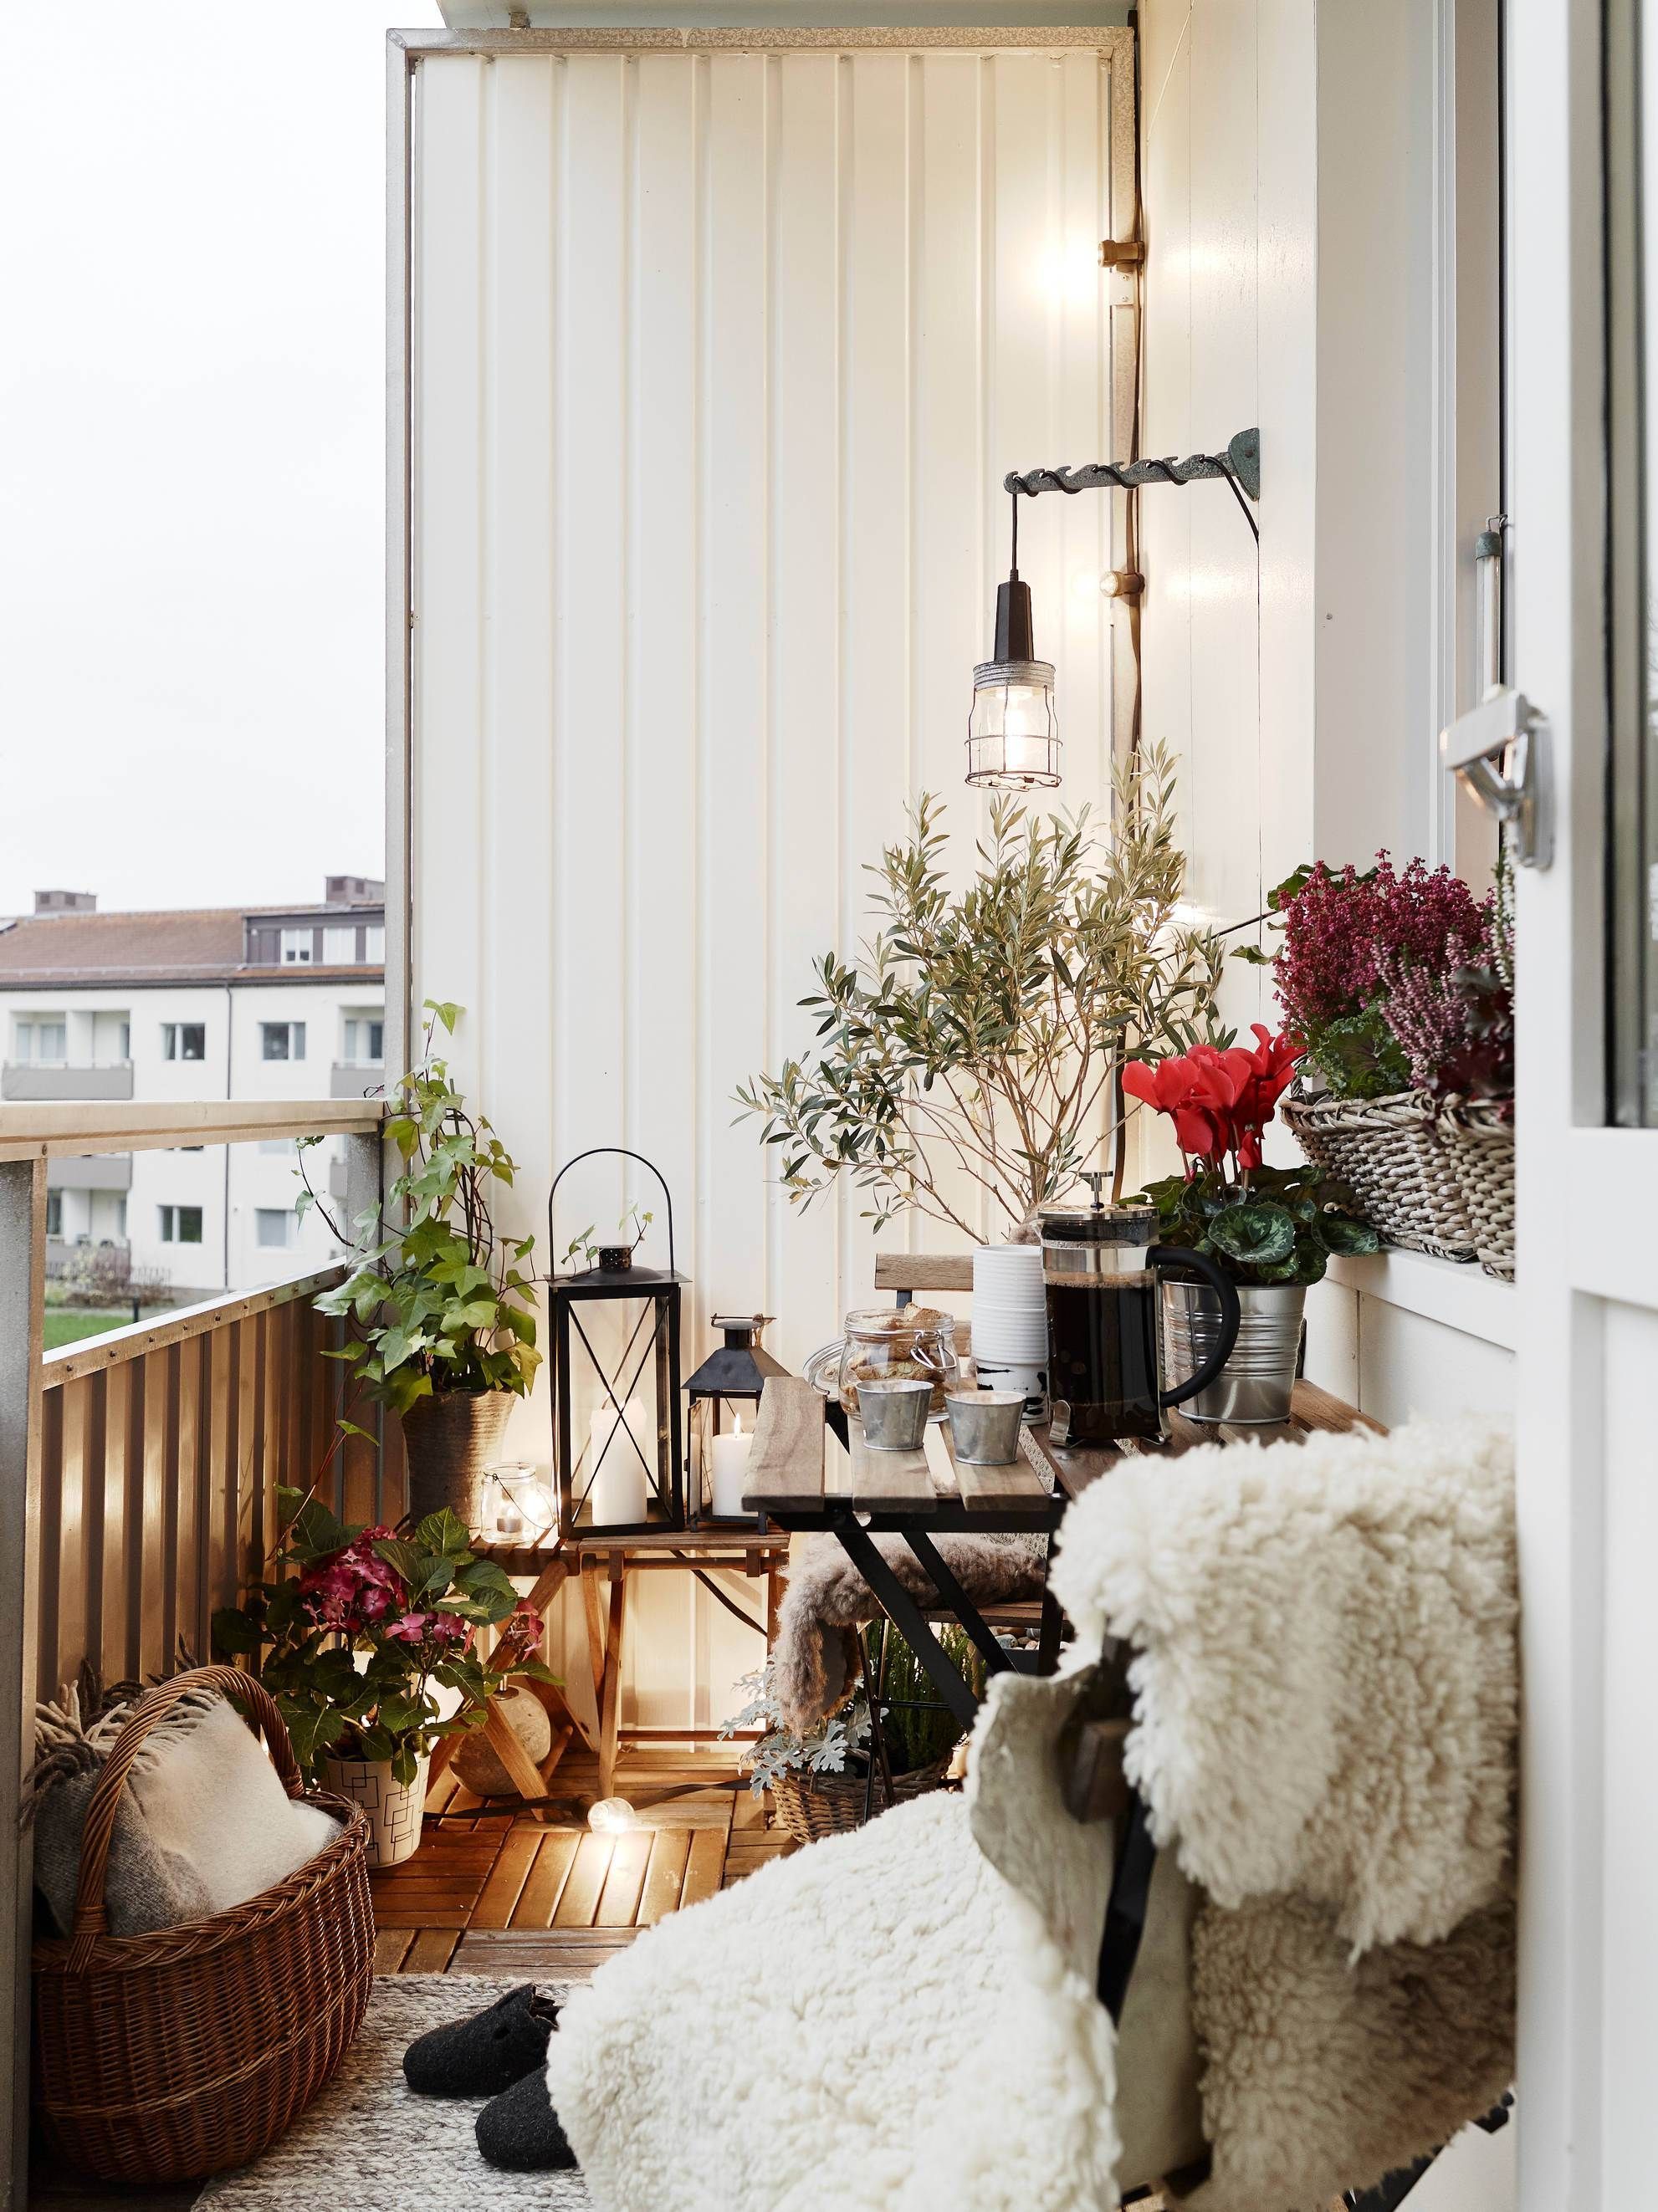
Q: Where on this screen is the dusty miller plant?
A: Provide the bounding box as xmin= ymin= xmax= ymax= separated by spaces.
xmin=735 ymin=743 xmax=1226 ymax=1234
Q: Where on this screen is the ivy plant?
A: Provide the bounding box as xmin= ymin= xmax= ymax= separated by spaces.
xmin=300 ymin=1001 xmax=540 ymax=1416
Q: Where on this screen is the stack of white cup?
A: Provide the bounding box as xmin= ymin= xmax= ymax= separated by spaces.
xmin=970 ymin=1244 xmax=1050 ymax=1419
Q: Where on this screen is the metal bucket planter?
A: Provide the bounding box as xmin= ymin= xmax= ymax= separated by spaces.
xmin=1161 ymin=1280 xmax=1306 ymax=1425
xmin=400 ymin=1388 xmax=515 ymax=1528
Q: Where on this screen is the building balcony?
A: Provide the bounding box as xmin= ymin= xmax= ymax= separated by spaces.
xmin=330 ymin=1059 xmax=385 ymax=1098
xmin=1 ymin=1060 xmax=135 ymax=1102
xmin=45 ymin=1152 xmax=133 ymax=1192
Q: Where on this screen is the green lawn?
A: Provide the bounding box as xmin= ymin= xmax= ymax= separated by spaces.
xmin=43 ymin=1309 xmax=134 ymax=1351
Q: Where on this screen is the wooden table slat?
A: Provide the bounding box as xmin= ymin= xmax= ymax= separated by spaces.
xmin=745 ymin=1376 xmax=826 ymax=1510
xmin=847 ymin=1424 xmax=937 ymax=1513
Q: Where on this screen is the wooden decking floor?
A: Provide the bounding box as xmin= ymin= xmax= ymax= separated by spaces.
xmin=371 ymin=1745 xmax=796 ymax=1983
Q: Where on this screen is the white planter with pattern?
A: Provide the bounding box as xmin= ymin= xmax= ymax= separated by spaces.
xmin=322 ymin=1752 xmax=430 ymax=1868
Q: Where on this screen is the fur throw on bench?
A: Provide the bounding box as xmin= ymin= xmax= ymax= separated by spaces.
xmin=547 ymin=1418 xmax=1517 ymax=2212
xmin=771 ymin=1530 xmax=1046 ymax=1733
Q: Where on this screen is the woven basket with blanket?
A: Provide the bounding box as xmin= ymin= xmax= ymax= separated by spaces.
xmin=30 ymin=1665 xmax=374 ymax=2186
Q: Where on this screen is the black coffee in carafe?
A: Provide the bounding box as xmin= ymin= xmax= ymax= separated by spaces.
xmin=1040 ymin=1183 xmax=1243 ymax=1448
xmin=1045 ymin=1274 xmax=1163 ymax=1444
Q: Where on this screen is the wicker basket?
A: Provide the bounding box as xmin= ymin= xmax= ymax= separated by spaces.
xmin=1281 ymin=1084 xmax=1477 ymax=1262
xmin=32 ymin=1665 xmax=375 ymax=2187
xmin=770 ymin=1753 xmax=952 ymax=1845
xmin=1441 ymin=1098 xmax=1516 ymax=1280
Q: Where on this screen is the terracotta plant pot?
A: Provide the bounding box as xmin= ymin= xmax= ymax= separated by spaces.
xmin=400 ymin=1388 xmax=516 ymax=1528
xmin=321 ymin=1753 xmax=430 ymax=1869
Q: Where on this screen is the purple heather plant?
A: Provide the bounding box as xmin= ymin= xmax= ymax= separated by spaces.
xmin=1272 ymin=854 xmax=1499 ymax=1101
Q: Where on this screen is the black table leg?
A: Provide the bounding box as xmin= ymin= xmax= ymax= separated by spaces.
xmin=903 ymin=1530 xmax=1013 ymax=1680
xmin=834 ymin=1518 xmax=982 ymax=1732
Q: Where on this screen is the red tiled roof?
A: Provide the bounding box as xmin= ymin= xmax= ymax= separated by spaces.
xmin=0 ymin=907 xmax=384 ymax=989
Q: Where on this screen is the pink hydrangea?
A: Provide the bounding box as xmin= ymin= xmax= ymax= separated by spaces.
xmin=382 ymin=1609 xmax=472 ymax=1653
xmin=299 ymin=1525 xmax=405 ymax=1634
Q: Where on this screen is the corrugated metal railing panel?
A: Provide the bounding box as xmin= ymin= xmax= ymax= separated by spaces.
xmin=34 ymin=1283 xmax=407 ymax=1698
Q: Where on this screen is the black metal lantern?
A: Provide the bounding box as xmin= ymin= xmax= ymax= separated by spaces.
xmin=685 ymin=1314 xmax=787 ymax=1525
xmin=548 ymin=1149 xmax=684 ymax=1537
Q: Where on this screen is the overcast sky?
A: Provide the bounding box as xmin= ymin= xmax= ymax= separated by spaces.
xmin=0 ymin=1 xmax=445 ymax=918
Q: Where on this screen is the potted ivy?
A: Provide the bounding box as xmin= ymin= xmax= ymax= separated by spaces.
xmin=213 ymin=1489 xmax=551 ymax=1867
xmin=1126 ymin=1025 xmax=1379 ymax=1423
xmin=299 ymin=1000 xmax=540 ymax=1526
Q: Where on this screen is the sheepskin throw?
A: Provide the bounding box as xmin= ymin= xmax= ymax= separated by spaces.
xmin=548 ymin=1791 xmax=1123 ymax=2212
xmin=547 ymin=1417 xmax=1517 ymax=2212
xmin=1050 ymin=1417 xmax=1517 ymax=1951
xmin=772 ymin=1530 xmax=1046 ymax=1732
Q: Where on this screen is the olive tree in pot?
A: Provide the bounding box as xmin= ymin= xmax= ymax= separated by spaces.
xmin=735 ymin=743 xmax=1228 ymax=1240
xmin=300 ymin=1001 xmax=540 ymax=1526
xmin=1126 ymin=1029 xmax=1379 ymax=1423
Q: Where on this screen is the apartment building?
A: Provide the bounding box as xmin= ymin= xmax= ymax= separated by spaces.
xmin=0 ymin=879 xmax=386 ymax=1298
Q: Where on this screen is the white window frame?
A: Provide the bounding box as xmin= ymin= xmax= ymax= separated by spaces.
xmin=161 ymin=1020 xmax=207 ymax=1063
xmin=254 ymin=1207 xmax=298 ymax=1249
xmin=260 ymin=1020 xmax=307 ymax=1063
xmin=158 ymin=1203 xmax=203 ymax=1245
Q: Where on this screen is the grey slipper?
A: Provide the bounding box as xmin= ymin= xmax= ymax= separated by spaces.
xmin=403 ymin=1985 xmax=558 ymax=2097
xmin=475 ymin=2066 xmax=579 ymax=2172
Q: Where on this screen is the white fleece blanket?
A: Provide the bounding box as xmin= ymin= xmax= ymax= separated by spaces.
xmin=1049 ymin=1417 xmax=1517 ymax=1952
xmin=548 ymin=1418 xmax=1517 ymax=2211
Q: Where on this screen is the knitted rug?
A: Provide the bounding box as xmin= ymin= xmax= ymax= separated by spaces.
xmin=194 ymin=1975 xmax=587 ymax=2210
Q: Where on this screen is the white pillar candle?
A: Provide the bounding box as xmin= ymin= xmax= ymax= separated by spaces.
xmin=709 ymin=1414 xmax=754 ymax=1519
xmin=586 ymin=1400 xmax=650 ymax=1525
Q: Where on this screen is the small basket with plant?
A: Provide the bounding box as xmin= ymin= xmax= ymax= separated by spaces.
xmin=720 ymin=1630 xmax=985 ymax=1844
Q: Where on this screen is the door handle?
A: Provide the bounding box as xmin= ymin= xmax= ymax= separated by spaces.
xmin=1440 ymin=686 xmax=1553 ymax=869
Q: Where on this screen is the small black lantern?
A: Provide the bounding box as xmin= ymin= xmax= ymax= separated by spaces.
xmin=548 ymin=1149 xmax=684 ymax=1537
xmin=685 ymin=1314 xmax=788 ymax=1525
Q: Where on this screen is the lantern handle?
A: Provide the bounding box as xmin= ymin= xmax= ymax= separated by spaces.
xmin=548 ymin=1147 xmax=677 ymax=1278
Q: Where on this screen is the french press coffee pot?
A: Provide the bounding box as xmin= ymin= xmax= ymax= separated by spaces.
xmin=1041 ymin=1174 xmax=1241 ymax=1447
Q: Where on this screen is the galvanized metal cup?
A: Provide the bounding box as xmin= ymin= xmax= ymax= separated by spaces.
xmin=857 ymin=1377 xmax=934 ymax=1451
xmin=944 ymin=1388 xmax=1026 ymax=1464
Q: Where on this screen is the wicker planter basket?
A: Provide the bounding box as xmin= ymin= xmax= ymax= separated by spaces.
xmin=1281 ymin=1084 xmax=1477 ymax=1262
xmin=770 ymin=1753 xmax=952 ymax=1845
xmin=1441 ymin=1098 xmax=1516 ymax=1280
xmin=32 ymin=1666 xmax=375 ymax=2187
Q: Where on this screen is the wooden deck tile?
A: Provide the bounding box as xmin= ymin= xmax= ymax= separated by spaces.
xmin=679 ymin=1826 xmax=727 ymax=1908
xmin=470 ymin=1826 xmax=544 ymax=1929
xmin=551 ymin=1832 xmax=615 ymax=1927
xmin=594 ymin=1830 xmax=654 ymax=1925
xmin=402 ymin=1928 xmax=461 ymax=1973
xmin=636 ymin=1830 xmax=693 ymax=1923
xmin=374 ymin=1926 xmax=416 ymax=1973
xmin=511 ymin=1831 xmax=581 ymax=1927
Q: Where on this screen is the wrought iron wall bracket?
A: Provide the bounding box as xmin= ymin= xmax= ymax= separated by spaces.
xmin=1004 ymin=427 xmax=1261 ymax=543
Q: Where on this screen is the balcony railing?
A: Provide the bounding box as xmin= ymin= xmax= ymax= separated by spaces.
xmin=330 ymin=1058 xmax=386 ymax=1097
xmin=43 ymin=1151 xmax=133 ymax=1192
xmin=1 ymin=1060 xmax=135 ymax=1102
xmin=0 ymin=1096 xmax=391 ymax=2201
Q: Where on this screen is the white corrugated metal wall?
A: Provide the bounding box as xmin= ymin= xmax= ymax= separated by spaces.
xmin=404 ymin=33 xmax=1134 ymax=1728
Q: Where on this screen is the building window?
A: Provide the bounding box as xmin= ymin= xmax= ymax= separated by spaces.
xmin=280 ymin=927 xmax=315 ymax=965
xmin=119 ymin=1021 xmax=130 ymax=1060
xmin=44 ymin=1190 xmax=63 ymax=1239
xmin=159 ymin=1204 xmax=203 ymax=1244
xmin=255 ymin=1207 xmax=298 ymax=1249
xmin=324 ymin=925 xmax=359 ymax=963
xmin=261 ymin=1021 xmax=307 ymax=1062
xmin=365 ymin=925 xmax=386 ymax=962
xmin=114 ymin=1196 xmax=127 ymax=1240
xmin=258 ymin=1137 xmax=295 ymax=1157
xmin=161 ymin=1021 xmax=207 ymax=1062
xmin=13 ymin=1017 xmax=67 ymax=1063
xmin=342 ymin=1014 xmax=384 ymax=1065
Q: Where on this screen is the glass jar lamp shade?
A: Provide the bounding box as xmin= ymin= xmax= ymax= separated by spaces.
xmin=967 ymin=658 xmax=1060 ymax=788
